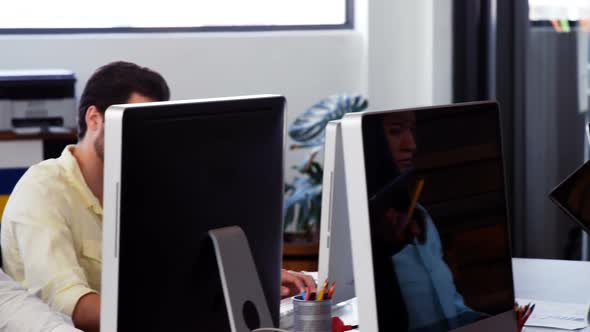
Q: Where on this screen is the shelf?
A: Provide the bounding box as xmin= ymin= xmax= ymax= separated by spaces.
xmin=0 ymin=131 xmax=77 ymax=141
xmin=282 ymin=241 xmax=319 ymax=272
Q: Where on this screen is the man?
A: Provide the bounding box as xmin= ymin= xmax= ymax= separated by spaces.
xmin=1 ymin=61 xmax=315 ymax=332
xmin=0 ymin=269 xmax=81 ymax=331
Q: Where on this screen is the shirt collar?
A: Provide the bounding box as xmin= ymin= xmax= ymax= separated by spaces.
xmin=58 ymin=145 xmax=103 ymax=217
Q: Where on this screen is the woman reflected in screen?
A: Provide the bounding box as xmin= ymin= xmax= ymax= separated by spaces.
xmin=366 ymin=111 xmax=486 ymax=332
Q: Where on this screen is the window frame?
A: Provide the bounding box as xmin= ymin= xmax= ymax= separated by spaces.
xmin=0 ymin=0 xmax=353 ymax=34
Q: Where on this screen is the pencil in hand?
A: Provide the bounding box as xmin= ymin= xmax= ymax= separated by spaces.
xmin=407 ymin=178 xmax=425 ymax=221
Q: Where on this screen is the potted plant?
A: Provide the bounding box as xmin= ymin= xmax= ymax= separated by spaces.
xmin=283 ymin=94 xmax=368 ymax=245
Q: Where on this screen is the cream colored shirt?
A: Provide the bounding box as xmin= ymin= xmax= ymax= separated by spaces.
xmin=1 ymin=145 xmax=102 ymax=317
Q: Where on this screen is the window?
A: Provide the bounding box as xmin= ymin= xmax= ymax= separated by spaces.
xmin=529 ymin=0 xmax=590 ymax=21
xmin=0 ymin=0 xmax=351 ymax=32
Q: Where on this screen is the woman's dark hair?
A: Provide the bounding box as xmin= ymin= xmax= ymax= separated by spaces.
xmin=363 ymin=114 xmax=426 ymax=244
xmin=77 ymin=61 xmax=170 ymax=139
xmin=363 ymin=115 xmax=410 ymax=210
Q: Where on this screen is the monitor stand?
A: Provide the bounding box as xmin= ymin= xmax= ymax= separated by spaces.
xmin=208 ymin=226 xmax=274 ymax=332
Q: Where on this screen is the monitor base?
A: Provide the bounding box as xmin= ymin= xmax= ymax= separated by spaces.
xmin=209 ymin=226 xmax=275 ymax=332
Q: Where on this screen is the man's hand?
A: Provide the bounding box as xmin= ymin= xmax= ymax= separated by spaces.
xmin=72 ymin=292 xmax=100 ymax=332
xmin=280 ymin=269 xmax=317 ymax=298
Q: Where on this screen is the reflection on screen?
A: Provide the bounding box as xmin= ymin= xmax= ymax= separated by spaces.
xmin=362 ymin=106 xmax=514 ymax=332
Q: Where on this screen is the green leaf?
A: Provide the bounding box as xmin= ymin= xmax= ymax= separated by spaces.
xmin=288 ymin=94 xmax=368 ymax=145
xmin=284 ymin=94 xmax=368 ymax=235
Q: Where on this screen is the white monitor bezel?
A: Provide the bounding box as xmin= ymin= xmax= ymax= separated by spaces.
xmin=340 ymin=111 xmax=379 ymax=331
xmin=101 ymin=104 xmax=124 ymax=331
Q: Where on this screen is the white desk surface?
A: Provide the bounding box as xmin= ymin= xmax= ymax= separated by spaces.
xmin=513 ymin=258 xmax=590 ymax=332
xmin=281 ymin=258 xmax=590 ymax=331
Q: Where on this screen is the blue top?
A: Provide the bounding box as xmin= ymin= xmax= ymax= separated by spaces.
xmin=392 ymin=207 xmax=477 ymax=331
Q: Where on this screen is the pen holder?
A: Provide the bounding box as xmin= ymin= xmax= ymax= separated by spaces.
xmin=293 ymin=297 xmax=332 ymax=332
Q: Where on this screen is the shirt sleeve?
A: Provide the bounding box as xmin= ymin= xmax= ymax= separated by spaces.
xmin=0 ymin=269 xmax=82 ymax=332
xmin=424 ymin=210 xmax=475 ymax=314
xmin=5 ymin=177 xmax=96 ymax=317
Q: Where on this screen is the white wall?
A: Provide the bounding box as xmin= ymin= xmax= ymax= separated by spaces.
xmin=0 ymin=0 xmax=453 ymax=177
xmin=366 ymin=0 xmax=453 ymax=110
xmin=0 ymin=31 xmax=365 ymax=178
xmin=433 ymin=0 xmax=453 ymax=104
xmin=0 ymin=31 xmax=364 ymax=120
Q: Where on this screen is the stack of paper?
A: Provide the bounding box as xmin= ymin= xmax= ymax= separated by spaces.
xmin=517 ymin=298 xmax=589 ymax=330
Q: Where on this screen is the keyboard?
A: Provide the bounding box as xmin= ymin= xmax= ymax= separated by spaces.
xmin=280 ymin=297 xmax=294 ymax=318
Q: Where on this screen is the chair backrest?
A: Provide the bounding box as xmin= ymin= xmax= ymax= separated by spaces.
xmin=0 ymin=168 xmax=27 ymax=219
xmin=0 ymin=225 xmax=2 ymax=268
xmin=0 ymin=168 xmax=28 ymax=269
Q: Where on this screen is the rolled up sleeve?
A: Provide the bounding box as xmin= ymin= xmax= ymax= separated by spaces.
xmin=1 ymin=154 xmax=102 ymax=319
xmin=12 ymin=220 xmax=96 ymax=316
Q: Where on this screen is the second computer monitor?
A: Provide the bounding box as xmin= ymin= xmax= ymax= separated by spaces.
xmin=318 ymin=120 xmax=355 ymax=305
xmin=341 ymin=101 xmax=517 ymax=332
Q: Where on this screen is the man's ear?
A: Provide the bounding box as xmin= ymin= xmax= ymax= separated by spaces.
xmin=85 ymin=106 xmax=104 ymax=134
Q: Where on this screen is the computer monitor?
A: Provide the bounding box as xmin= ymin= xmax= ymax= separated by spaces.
xmin=101 ymin=95 xmax=286 ymax=331
xmin=550 ymin=121 xmax=590 ymax=236
xmin=318 ymin=120 xmax=355 ymax=305
xmin=549 ymin=160 xmax=590 ymax=235
xmin=341 ymin=101 xmax=518 ymax=332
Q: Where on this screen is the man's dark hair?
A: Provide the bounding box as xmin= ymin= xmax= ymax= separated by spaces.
xmin=77 ymin=61 xmax=170 ymax=139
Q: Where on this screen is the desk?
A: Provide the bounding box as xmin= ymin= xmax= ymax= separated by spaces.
xmin=281 ymin=258 xmax=590 ymax=331
xmin=513 ymin=258 xmax=590 ymax=331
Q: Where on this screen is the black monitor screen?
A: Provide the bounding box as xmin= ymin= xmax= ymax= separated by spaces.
xmin=550 ymin=160 xmax=590 ymax=235
xmin=361 ymin=102 xmax=515 ymax=331
xmin=116 ymin=97 xmax=285 ymax=331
